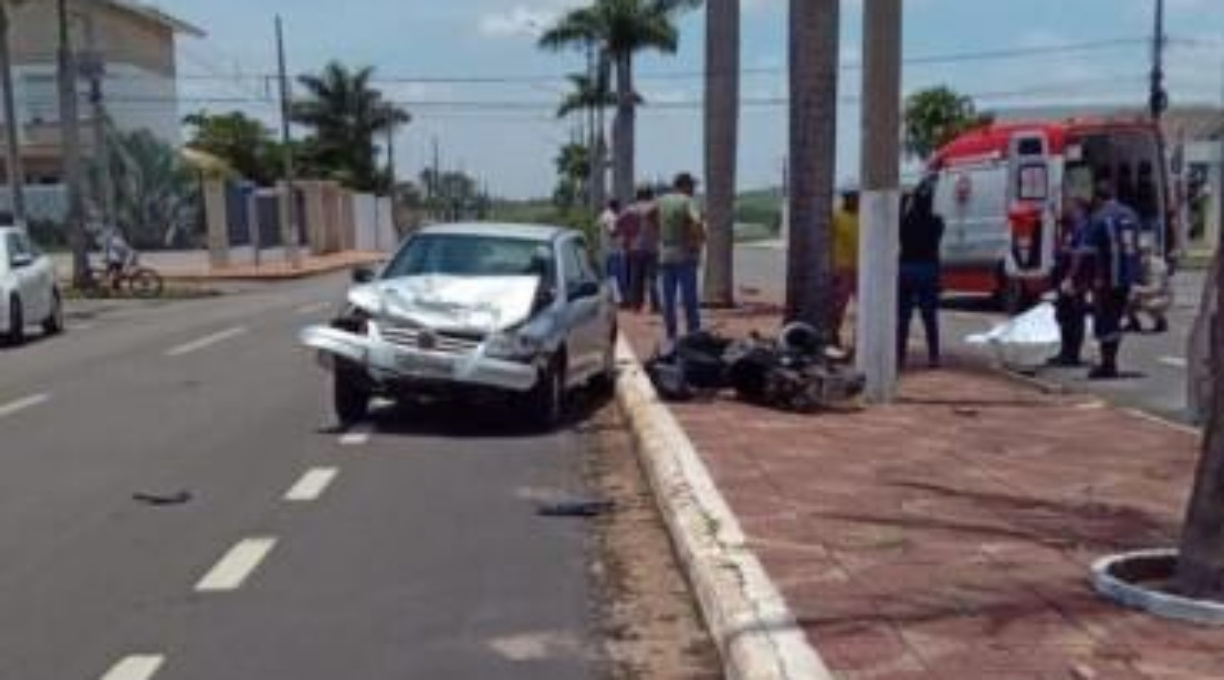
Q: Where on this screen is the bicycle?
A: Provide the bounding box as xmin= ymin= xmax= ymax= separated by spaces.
xmin=85 ymin=252 xmax=164 ymax=298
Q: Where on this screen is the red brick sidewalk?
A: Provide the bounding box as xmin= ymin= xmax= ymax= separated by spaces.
xmin=621 ymin=304 xmax=1222 ymax=680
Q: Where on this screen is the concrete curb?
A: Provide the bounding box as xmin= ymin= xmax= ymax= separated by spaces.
xmin=1092 ymin=549 xmax=1224 ymax=626
xmin=613 ymin=337 xmax=835 ymax=680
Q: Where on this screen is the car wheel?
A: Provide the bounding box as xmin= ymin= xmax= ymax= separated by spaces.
xmin=528 ymin=352 xmax=566 ymax=431
xmin=333 ymin=363 xmax=371 ymax=426
xmin=43 ymin=289 xmax=64 ymax=336
xmin=4 ymin=296 xmax=24 ymax=347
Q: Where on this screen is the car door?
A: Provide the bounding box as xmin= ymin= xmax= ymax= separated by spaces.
xmin=22 ymin=234 xmax=53 ymax=318
xmin=5 ymin=233 xmax=36 ymax=319
xmin=559 ymin=236 xmax=601 ymax=381
xmin=14 ymin=233 xmax=50 ymax=320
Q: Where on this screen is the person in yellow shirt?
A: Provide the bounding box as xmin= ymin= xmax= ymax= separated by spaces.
xmin=832 ymin=186 xmax=860 ymax=348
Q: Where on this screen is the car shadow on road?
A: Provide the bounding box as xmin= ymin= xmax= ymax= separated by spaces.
xmin=359 ymin=384 xmax=615 ymax=440
xmin=0 ymin=329 xmax=60 ymax=352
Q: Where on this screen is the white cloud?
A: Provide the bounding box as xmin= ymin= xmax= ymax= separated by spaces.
xmin=477 ymin=1 xmax=586 ymax=39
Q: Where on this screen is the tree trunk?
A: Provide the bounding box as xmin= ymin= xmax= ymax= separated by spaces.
xmin=0 ymin=0 xmax=27 ymax=227
xmin=786 ymin=0 xmax=839 ymax=339
xmin=612 ymin=50 xmax=635 ymax=206
xmin=1175 ymin=244 xmax=1224 ymax=600
xmin=703 ymin=0 xmax=740 ymax=308
xmin=1187 ymin=254 xmax=1218 ymax=423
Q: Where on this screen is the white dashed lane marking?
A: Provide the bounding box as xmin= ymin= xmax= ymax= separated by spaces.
xmin=1159 ymin=356 xmax=1188 ymax=369
xmin=195 ymin=537 xmax=278 ymax=592
xmin=0 ymin=393 xmax=50 ymax=419
xmin=338 ymin=427 xmax=372 ymax=446
xmin=98 ymin=655 xmax=165 ymax=680
xmin=165 ymin=326 xmax=248 ymax=357
xmin=284 ymin=467 xmax=339 ymax=502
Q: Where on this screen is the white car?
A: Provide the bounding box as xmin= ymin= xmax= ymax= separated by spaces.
xmin=0 ymin=226 xmax=64 ymax=345
xmin=300 ymin=223 xmax=618 ymax=429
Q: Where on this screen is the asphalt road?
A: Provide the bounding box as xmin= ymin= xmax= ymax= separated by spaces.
xmin=0 ymin=274 xmax=598 ymax=680
xmin=735 ymin=244 xmax=1207 ymax=424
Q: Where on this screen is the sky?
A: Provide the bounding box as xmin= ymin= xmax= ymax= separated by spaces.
xmin=154 ymin=0 xmax=1224 ymax=198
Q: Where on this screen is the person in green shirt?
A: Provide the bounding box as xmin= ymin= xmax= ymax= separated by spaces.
xmin=657 ymin=172 xmax=704 ymax=342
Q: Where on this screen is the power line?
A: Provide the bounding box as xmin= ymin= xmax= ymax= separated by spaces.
xmin=97 ymin=35 xmax=1154 ymax=87
xmin=35 ymin=74 xmax=1150 ymax=112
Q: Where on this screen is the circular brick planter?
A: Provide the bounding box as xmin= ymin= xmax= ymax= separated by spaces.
xmin=1092 ymin=549 xmax=1224 ymax=626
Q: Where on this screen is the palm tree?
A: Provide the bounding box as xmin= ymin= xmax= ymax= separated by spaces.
xmin=703 ymin=0 xmax=740 ymax=308
xmin=785 ymin=0 xmax=840 ymax=340
xmin=539 ymin=0 xmax=700 ymax=206
xmin=1176 ymin=249 xmax=1224 ymax=599
xmin=555 ymin=73 xmax=617 ymax=119
xmin=291 ymin=62 xmax=410 ymax=192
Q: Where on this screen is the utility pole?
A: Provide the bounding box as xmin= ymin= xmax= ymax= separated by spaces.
xmin=275 ymin=15 xmax=300 ymax=267
xmin=857 ymin=0 xmax=903 ymax=403
xmin=430 ymin=135 xmax=440 ymax=220
xmin=57 ymin=0 xmax=89 ymax=286
xmin=0 ymin=0 xmax=27 ymax=227
xmin=383 ymin=124 xmax=395 ymax=249
xmin=81 ymin=9 xmax=115 ymax=232
xmin=1150 ymin=0 xmax=1168 ymax=122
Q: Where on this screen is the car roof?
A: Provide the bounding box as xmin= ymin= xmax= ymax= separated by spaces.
xmin=417 ymin=222 xmax=574 ymax=243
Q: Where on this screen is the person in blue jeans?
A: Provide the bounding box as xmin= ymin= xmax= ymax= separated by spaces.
xmin=897 ymin=182 xmax=945 ymax=369
xmin=656 ymin=173 xmax=705 ymax=343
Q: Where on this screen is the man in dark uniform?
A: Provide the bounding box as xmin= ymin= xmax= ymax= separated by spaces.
xmin=1049 ymin=197 xmax=1094 ymax=366
xmin=1085 ymin=182 xmax=1142 ymax=380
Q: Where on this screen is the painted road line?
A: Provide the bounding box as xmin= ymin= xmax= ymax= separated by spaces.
xmin=99 ymin=655 xmax=165 ymax=680
xmin=294 ymin=301 xmax=332 ymax=315
xmin=165 ymin=326 xmax=248 ymax=357
xmin=195 ymin=537 xmax=278 ymax=592
xmin=284 ymin=467 xmax=340 ymax=502
xmin=1159 ymin=356 xmax=1188 ymax=369
xmin=338 ymin=427 xmax=372 ymax=446
xmin=0 ymin=393 xmax=50 ymax=419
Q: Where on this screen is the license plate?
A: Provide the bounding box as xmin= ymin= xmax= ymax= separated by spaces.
xmin=398 ymin=353 xmax=452 ymax=378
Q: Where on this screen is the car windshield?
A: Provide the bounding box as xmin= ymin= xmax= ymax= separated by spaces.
xmin=382 ymin=234 xmax=553 ymax=281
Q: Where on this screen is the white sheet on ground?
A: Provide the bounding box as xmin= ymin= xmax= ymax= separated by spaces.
xmin=965 ymin=302 xmax=1062 ymax=369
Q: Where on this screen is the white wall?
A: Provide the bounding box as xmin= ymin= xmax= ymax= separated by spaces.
xmin=352 ymin=193 xmax=377 ymax=252
xmin=0 ymin=184 xmax=67 ymax=222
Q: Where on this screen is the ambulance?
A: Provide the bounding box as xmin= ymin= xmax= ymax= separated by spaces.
xmin=923 ymin=117 xmax=1173 ymax=309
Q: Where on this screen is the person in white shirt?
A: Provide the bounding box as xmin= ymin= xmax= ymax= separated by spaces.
xmin=598 ymin=199 xmax=623 ymax=299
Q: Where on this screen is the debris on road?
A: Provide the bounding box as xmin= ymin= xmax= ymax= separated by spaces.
xmin=536 ymin=498 xmax=616 ymax=518
xmin=132 ymin=490 xmax=193 ymax=506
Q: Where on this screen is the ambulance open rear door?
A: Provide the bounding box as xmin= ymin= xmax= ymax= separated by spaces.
xmin=1005 ymin=131 xmax=1056 ymax=285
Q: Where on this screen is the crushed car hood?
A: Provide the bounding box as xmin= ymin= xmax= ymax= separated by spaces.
xmin=348 ymin=275 xmax=541 ymax=332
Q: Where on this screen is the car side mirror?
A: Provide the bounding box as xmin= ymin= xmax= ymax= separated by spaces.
xmin=351 ymin=265 xmax=376 ymax=284
xmin=569 ymin=280 xmax=600 ymax=300
xmin=10 ymin=253 xmax=34 ymax=269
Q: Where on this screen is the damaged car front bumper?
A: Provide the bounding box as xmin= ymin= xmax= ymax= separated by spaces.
xmin=299 ymin=324 xmax=539 ymax=392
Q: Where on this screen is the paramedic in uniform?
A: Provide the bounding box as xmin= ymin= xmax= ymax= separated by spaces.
xmin=1085 ymin=181 xmax=1142 ymax=380
xmin=1050 ymin=197 xmax=1093 ymax=367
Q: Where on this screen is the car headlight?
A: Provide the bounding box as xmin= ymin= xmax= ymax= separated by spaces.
xmin=484 ymin=331 xmax=545 ymax=362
